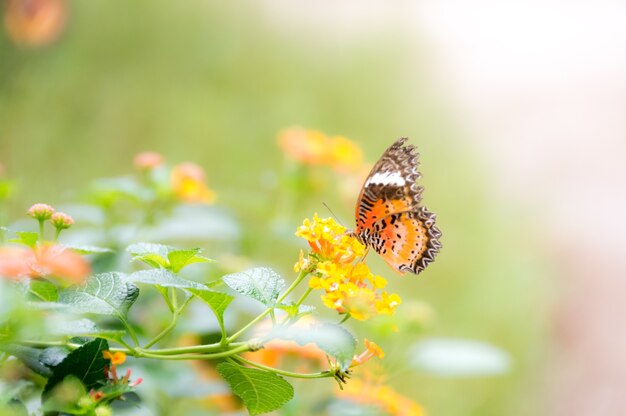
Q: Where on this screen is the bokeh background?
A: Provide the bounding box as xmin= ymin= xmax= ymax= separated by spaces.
xmin=2 ymin=1 xmax=625 ymax=415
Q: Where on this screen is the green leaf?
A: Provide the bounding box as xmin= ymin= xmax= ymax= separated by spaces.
xmin=28 ymin=280 xmax=58 ymax=302
xmin=189 ymin=289 xmax=233 ymax=325
xmin=222 ymin=267 xmax=285 ymax=306
xmin=59 ymin=272 xmax=139 ymax=318
xmin=126 ymin=242 xmax=171 ymax=268
xmin=216 ymin=362 xmax=293 ymax=415
xmin=63 ymin=244 xmax=114 ymax=255
xmin=127 ymin=269 xmax=208 ymax=290
xmin=168 ymin=248 xmax=214 ymax=273
xmin=10 ymin=231 xmax=38 ymax=248
xmin=127 ymin=242 xmax=170 ymax=258
xmin=39 ymin=347 xmax=70 ymax=368
xmin=43 ymin=338 xmax=109 ymax=399
xmin=267 ymin=323 xmax=357 ymax=371
xmin=276 ymin=302 xmax=315 ymax=318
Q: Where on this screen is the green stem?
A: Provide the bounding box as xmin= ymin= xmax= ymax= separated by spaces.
xmin=138 ymin=343 xmax=252 ymax=360
xmin=14 ymin=340 xmax=252 ymax=360
xmin=145 ymin=342 xmax=247 ymax=355
xmin=294 ymin=287 xmax=313 ymax=308
xmin=53 ymin=228 xmax=61 ymax=242
xmin=233 ymin=355 xmax=332 ymax=379
xmin=38 ymin=219 xmax=45 ymax=240
xmin=227 ymin=270 xmax=309 ymax=343
xmin=143 ymin=294 xmax=192 ymax=349
xmin=118 ymin=316 xmax=140 ymax=347
xmin=338 ymin=314 xmax=351 ymax=325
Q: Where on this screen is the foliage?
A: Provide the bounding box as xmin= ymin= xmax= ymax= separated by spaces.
xmin=0 ymin=136 xmax=509 ymax=415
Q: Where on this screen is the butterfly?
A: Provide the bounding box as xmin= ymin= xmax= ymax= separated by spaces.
xmin=351 ymin=138 xmax=442 ymax=275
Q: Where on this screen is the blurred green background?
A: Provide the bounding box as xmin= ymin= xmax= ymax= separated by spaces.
xmin=0 ymin=1 xmax=551 ymax=415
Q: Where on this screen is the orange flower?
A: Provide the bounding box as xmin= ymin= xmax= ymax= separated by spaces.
xmin=278 ymin=127 xmax=330 ymax=165
xmin=102 ymin=351 xmax=126 ymax=365
xmin=4 ymin=0 xmax=66 ymax=46
xmin=337 ymin=373 xmax=425 ymax=416
xmin=171 ymin=162 xmax=216 ymax=204
xmin=0 ymin=245 xmax=90 ymax=283
xmin=351 ymin=339 xmax=384 ymax=367
xmin=327 ymin=135 xmax=363 ymax=173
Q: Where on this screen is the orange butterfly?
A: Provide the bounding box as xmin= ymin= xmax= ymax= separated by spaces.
xmin=351 ymin=138 xmax=441 ymax=275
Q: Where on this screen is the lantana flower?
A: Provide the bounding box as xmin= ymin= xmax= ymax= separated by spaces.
xmin=171 ymin=162 xmax=216 ymax=204
xmin=278 ymin=128 xmax=364 ymax=173
xmin=295 ymin=214 xmax=401 ymax=321
xmin=0 ymin=244 xmax=89 ymax=282
xmin=102 ymin=351 xmax=142 ymax=387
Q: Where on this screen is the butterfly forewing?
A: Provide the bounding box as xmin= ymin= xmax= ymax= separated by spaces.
xmin=354 ymin=138 xmax=441 ymax=275
xmin=355 ymin=138 xmax=423 ymax=231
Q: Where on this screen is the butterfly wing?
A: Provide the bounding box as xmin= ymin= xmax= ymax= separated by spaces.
xmin=355 ymin=138 xmax=423 ymax=233
xmin=354 ymin=138 xmax=441 ymax=275
xmin=367 ymin=207 xmax=442 ymax=275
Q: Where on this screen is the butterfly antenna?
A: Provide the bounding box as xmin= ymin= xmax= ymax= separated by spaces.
xmin=322 ymin=202 xmax=346 ymax=227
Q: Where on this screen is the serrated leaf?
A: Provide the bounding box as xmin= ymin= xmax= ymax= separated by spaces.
xmin=11 ymin=231 xmax=38 ymax=248
xmin=217 ymin=362 xmax=293 ymax=415
xmin=28 ymin=280 xmax=58 ymax=302
xmin=63 ymin=244 xmax=114 ymax=255
xmin=222 ymin=267 xmax=285 ymax=306
xmin=127 ymin=269 xmax=208 ymax=290
xmin=267 ymin=323 xmax=356 ymax=370
xmin=43 ymin=338 xmax=109 ymax=399
xmin=189 ymin=289 xmax=233 ymax=325
xmin=168 ymin=248 xmax=214 ymax=273
xmin=39 ymin=347 xmax=70 ymax=368
xmin=126 ymin=242 xmax=170 ymax=258
xmin=59 ymin=272 xmax=139 ymax=318
xmin=127 ymin=242 xmax=171 ymax=268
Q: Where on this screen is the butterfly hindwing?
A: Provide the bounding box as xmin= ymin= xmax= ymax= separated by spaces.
xmin=365 ymin=208 xmax=441 ymax=275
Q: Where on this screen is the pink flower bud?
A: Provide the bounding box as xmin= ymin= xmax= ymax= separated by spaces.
xmin=134 ymin=151 xmax=164 ymax=170
xmin=27 ymin=203 xmax=55 ymax=220
xmin=50 ymin=212 xmax=74 ymax=229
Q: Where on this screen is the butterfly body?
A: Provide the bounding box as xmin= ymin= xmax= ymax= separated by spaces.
xmin=352 ymin=138 xmax=441 ymax=275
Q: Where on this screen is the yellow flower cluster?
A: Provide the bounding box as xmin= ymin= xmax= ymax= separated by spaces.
xmin=278 ymin=127 xmax=363 ymax=173
xmin=337 ymin=376 xmax=426 ymax=416
xmin=295 ymin=214 xmax=401 ymax=321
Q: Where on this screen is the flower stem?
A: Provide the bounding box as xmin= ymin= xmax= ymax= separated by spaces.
xmin=143 ymin=294 xmax=193 ymax=349
xmin=294 ymin=287 xmax=313 ymax=308
xmin=138 ymin=343 xmax=252 ymax=360
xmin=38 ymin=219 xmax=45 ymax=240
xmin=16 ymin=339 xmax=252 ymax=360
xmin=233 ymin=355 xmax=333 ymax=379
